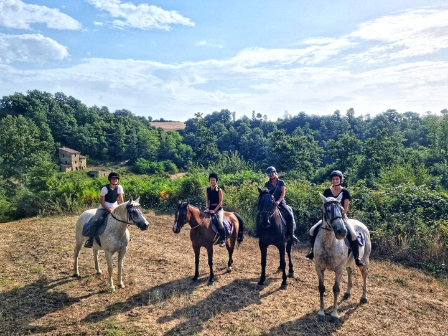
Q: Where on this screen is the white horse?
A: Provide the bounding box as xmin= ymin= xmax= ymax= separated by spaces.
xmin=73 ymin=197 xmax=149 ymax=292
xmin=314 ymin=193 xmax=371 ymax=322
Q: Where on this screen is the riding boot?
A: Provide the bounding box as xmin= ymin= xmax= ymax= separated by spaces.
xmin=287 ymin=220 xmax=299 ymax=243
xmin=305 ymin=235 xmax=316 ymax=260
xmin=84 ymin=219 xmax=99 ymax=248
xmin=218 ymin=227 xmax=227 ymax=247
xmin=350 ymin=239 xmax=365 ymax=266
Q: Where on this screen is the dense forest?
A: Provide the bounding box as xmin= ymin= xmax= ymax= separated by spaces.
xmin=1 ymin=90 xmax=447 ymax=271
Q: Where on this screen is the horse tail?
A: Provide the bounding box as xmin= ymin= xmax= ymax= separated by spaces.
xmin=233 ymin=212 xmax=245 ymax=244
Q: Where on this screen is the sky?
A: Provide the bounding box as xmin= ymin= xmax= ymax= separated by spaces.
xmin=0 ymin=0 xmax=447 ymax=121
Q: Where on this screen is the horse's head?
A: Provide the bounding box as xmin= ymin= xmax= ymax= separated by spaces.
xmin=319 ymin=193 xmax=347 ymax=239
xmin=173 ymin=200 xmax=189 ymax=233
xmin=257 ymin=187 xmax=276 ymax=229
xmin=125 ymin=197 xmax=149 ymax=230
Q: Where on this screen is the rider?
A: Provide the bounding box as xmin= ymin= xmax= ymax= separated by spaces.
xmin=305 ymin=170 xmax=364 ymax=266
xmin=204 ymin=173 xmax=226 ymax=247
xmin=84 ymin=171 xmax=125 ymax=248
xmin=263 ymin=166 xmax=299 ymax=243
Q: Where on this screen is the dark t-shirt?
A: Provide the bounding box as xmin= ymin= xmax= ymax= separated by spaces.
xmin=207 ymin=186 xmax=220 ymax=206
xmin=323 ymin=188 xmax=351 ymax=208
xmin=264 ymin=179 xmax=285 ymax=202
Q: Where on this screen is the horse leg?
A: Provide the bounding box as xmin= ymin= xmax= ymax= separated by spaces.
xmin=192 ymin=243 xmax=200 ymax=281
xmin=207 ymin=246 xmax=214 ymax=283
xmin=93 ymin=249 xmax=102 ymax=275
xmin=278 ymin=244 xmax=287 ymax=289
xmin=117 ymin=247 xmax=127 ymax=288
xmin=104 ymin=250 xmax=115 ymax=292
xmin=315 ymin=265 xmax=326 ymax=321
xmin=360 ymin=264 xmax=369 ymax=304
xmin=226 ymin=240 xmax=234 ymax=272
xmin=343 ymin=267 xmax=352 ymax=300
xmin=73 ymin=240 xmax=82 ymax=277
xmin=330 ymin=267 xmax=344 ymax=323
xmin=258 ymin=241 xmax=267 ymax=288
xmin=286 ymin=240 xmax=294 ymax=278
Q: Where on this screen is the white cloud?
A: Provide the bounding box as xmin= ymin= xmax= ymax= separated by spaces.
xmin=349 ymin=9 xmax=448 ymax=59
xmin=0 ymin=33 xmax=69 ymax=62
xmin=87 ymin=0 xmax=194 ymax=30
xmin=0 ymin=0 xmax=82 ymax=30
xmin=195 ymin=40 xmax=223 ymax=48
xmin=94 ymin=21 xmax=105 ymax=26
xmin=301 ymin=37 xmax=337 ymax=45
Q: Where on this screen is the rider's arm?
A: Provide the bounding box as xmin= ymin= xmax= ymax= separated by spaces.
xmin=205 ymin=189 xmax=209 ymax=212
xmin=216 ymin=188 xmax=223 ymax=209
xmin=117 ymin=193 xmax=124 ymax=205
xmin=276 ymin=185 xmax=286 ymax=204
xmin=343 ymin=199 xmax=350 ymax=215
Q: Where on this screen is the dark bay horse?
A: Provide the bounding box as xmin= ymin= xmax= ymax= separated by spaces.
xmin=257 ymin=188 xmax=295 ymax=289
xmin=173 ymin=201 xmax=245 ymax=283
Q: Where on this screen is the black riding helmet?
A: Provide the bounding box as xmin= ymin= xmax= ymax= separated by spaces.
xmin=266 ymin=166 xmax=276 ymax=174
xmin=108 ymin=171 xmax=120 ymax=182
xmin=330 ymin=170 xmax=343 ymax=179
xmin=209 ymin=173 xmax=219 ymax=181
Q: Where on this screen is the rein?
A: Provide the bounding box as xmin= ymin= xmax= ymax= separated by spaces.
xmin=111 ymin=212 xmax=131 ymax=225
xmin=321 ymin=201 xmax=344 ymax=232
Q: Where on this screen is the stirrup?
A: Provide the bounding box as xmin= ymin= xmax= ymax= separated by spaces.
xmin=219 ymin=240 xmax=226 ymax=247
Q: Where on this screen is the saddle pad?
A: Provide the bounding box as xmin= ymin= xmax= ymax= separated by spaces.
xmin=210 ymin=218 xmax=233 ymax=235
xmin=82 ymin=215 xmax=109 ymax=237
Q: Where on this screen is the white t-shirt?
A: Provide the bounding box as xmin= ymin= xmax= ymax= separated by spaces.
xmin=98 ymin=185 xmax=124 ymax=210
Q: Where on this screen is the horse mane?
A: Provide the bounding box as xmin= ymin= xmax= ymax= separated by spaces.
xmin=258 ymin=191 xmax=273 ymax=211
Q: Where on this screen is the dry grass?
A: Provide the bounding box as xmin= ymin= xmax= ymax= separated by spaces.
xmin=0 ymin=212 xmax=447 ymax=335
xmin=150 ymin=122 xmax=186 ymax=131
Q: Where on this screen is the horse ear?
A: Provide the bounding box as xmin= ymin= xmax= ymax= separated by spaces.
xmin=128 ymin=196 xmax=133 ymax=203
xmin=336 ymin=193 xmax=343 ymax=202
xmin=257 ymin=186 xmax=263 ymax=194
xmin=135 ymin=196 xmax=140 ymax=203
xmin=319 ymin=193 xmax=328 ymax=203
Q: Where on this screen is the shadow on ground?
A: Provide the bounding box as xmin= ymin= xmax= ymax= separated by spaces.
xmin=0 ymin=276 xmax=90 ymax=334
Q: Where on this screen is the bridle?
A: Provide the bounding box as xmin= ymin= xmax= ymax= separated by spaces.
xmin=258 ymin=193 xmax=278 ymax=227
xmin=321 ymin=201 xmax=344 ymax=232
xmin=111 ymin=203 xmax=143 ymax=227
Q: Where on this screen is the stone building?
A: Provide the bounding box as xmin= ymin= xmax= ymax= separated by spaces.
xmin=59 ymin=147 xmax=87 ymax=172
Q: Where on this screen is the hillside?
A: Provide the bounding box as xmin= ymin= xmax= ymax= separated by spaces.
xmin=0 ymin=211 xmax=447 ymax=335
xmin=150 ymin=122 xmax=186 ymax=131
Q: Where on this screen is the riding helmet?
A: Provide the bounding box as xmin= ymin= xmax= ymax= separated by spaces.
xmin=266 ymin=166 xmax=277 ymax=174
xmin=209 ymin=173 xmax=219 ymax=181
xmin=330 ymin=170 xmax=343 ymax=179
xmin=108 ymin=171 xmax=120 ymax=181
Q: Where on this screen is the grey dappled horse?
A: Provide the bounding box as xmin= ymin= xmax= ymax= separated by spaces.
xmin=73 ymin=197 xmax=149 ymax=292
xmin=314 ymin=193 xmax=371 ymax=322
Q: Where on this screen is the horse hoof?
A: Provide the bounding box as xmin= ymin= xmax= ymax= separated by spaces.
xmin=360 ymin=297 xmax=368 ymax=304
xmin=343 ymin=293 xmax=350 ymax=300
xmin=226 ymin=266 xmax=232 ymax=273
xmin=72 ymin=273 xmax=79 ymax=277
xmin=288 ymin=272 xmax=295 ymax=278
xmin=280 ymin=283 xmax=288 ymax=290
xmin=317 ymin=314 xmax=325 ymax=322
xmin=192 ymin=277 xmax=198 ymax=282
xmin=257 ymin=284 xmax=264 ymax=290
xmin=207 ymin=280 xmax=214 ymax=286
xmin=118 ymin=283 xmax=125 ymax=289
xmin=330 ymin=316 xmax=339 ymax=323
xmin=96 ymin=270 xmax=102 ymax=275
xmin=109 ymin=286 xmax=116 ymax=293
xmin=276 ymin=267 xmax=282 ymax=273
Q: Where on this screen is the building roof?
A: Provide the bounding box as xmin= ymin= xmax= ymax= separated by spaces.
xmin=59 ymin=147 xmax=80 ymax=154
xmin=80 ymin=155 xmax=87 ymax=159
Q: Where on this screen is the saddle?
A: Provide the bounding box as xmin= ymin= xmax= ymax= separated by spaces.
xmin=82 ymin=214 xmax=109 ymax=246
xmin=210 ymin=215 xmax=233 ymax=245
xmin=344 ymin=228 xmax=365 ymax=256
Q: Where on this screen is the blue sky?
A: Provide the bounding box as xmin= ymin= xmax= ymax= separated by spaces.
xmin=0 ymin=0 xmax=447 ymax=120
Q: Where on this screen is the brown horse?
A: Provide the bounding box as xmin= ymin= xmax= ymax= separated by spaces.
xmin=173 ymin=201 xmax=244 ymax=283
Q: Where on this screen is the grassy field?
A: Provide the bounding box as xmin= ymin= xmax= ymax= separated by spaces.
xmin=0 ymin=211 xmax=447 ymax=335
xmin=150 ymin=122 xmax=186 ymax=131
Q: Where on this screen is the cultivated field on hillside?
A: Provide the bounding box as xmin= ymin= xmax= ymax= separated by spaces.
xmin=0 ymin=212 xmax=447 ymax=335
xmin=150 ymin=122 xmax=186 ymax=131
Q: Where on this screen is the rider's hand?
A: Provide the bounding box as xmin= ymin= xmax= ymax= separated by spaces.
xmin=209 ymin=210 xmax=215 ymax=214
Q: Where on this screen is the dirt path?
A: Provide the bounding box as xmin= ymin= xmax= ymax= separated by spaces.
xmin=0 ymin=212 xmax=447 ymax=335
